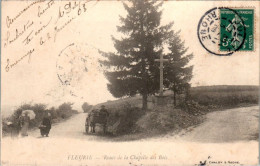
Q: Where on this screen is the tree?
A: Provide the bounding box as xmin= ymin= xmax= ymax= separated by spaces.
xmin=82 ymin=102 xmax=92 ymax=113
xmin=164 ymin=31 xmax=193 ymax=106
xmin=57 ymin=102 xmax=76 ymax=119
xmin=100 ymin=0 xmax=173 ymax=110
xmin=58 ymin=102 xmax=74 ymax=111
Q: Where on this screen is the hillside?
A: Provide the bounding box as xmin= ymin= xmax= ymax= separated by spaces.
xmin=95 ymin=85 xmax=259 ymax=109
xmin=90 ymin=85 xmax=259 ymax=137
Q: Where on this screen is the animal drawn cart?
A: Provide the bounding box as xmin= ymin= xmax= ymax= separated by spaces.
xmin=85 ymin=109 xmax=109 ymax=134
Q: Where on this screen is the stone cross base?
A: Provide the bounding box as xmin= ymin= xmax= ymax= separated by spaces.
xmin=155 ymin=95 xmax=168 ymax=106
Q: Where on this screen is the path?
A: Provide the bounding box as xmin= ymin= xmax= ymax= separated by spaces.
xmin=170 ymin=106 xmax=259 ymax=142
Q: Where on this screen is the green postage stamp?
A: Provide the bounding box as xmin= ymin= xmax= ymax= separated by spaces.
xmin=220 ymin=8 xmax=254 ymax=52
xmin=198 ymin=7 xmax=255 ymax=56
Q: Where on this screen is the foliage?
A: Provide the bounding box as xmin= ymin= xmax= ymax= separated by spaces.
xmin=179 ymin=100 xmax=209 ymax=115
xmin=100 ymin=0 xmax=174 ymax=110
xmin=56 ymin=102 xmax=77 ymax=119
xmin=82 ymin=102 xmax=93 ymax=113
xmin=164 ymin=31 xmax=193 ymax=106
xmin=104 ymin=102 xmax=145 ymax=135
xmin=136 ymin=107 xmax=203 ymax=134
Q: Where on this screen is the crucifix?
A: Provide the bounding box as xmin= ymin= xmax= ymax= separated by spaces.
xmin=155 ymin=54 xmax=168 ymax=96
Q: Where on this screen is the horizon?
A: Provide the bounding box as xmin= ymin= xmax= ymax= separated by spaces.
xmin=2 ymin=84 xmax=259 ymax=118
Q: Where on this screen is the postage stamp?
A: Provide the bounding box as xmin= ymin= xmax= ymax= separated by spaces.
xmin=197 ymin=7 xmax=254 ymax=56
xmin=220 ymin=8 xmax=254 ymax=52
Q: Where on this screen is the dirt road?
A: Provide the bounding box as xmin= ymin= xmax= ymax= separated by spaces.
xmin=30 ymin=112 xmax=89 ymax=139
xmin=29 ymin=106 xmax=259 ymax=142
xmin=2 ymin=106 xmax=259 ymax=166
xmin=158 ymin=106 xmax=259 ymax=143
xmin=180 ymin=106 xmax=259 ymax=142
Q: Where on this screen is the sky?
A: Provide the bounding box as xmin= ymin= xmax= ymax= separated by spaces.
xmin=1 ymin=0 xmax=259 ymax=112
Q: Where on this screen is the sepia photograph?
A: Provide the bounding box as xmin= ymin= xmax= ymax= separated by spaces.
xmin=1 ymin=0 xmax=259 ymax=166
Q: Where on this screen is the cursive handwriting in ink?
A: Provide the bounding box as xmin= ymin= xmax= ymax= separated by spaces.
xmin=54 ymin=16 xmax=75 ymax=42
xmin=35 ymin=17 xmax=52 ymax=36
xmin=22 ymin=30 xmax=34 ymax=45
xmin=38 ymin=0 xmax=55 ymax=17
xmin=55 ymin=1 xmax=89 ymax=24
xmin=6 ymin=0 xmax=45 ymax=28
xmin=4 ymin=20 xmax=34 ymax=47
xmin=40 ymin=32 xmax=51 ymax=45
xmin=5 ymin=49 xmax=35 ymax=72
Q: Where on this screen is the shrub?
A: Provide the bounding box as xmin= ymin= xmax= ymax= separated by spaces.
xmin=82 ymin=102 xmax=93 ymax=113
xmin=136 ymin=107 xmax=203 ymax=134
xmin=178 ymin=100 xmax=209 ymax=115
xmin=56 ymin=102 xmax=78 ymax=119
xmin=106 ymin=102 xmax=145 ymax=135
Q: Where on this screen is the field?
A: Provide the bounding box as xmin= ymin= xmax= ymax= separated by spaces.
xmin=97 ymin=85 xmax=259 ymax=109
xmin=189 ymin=85 xmax=259 ymax=108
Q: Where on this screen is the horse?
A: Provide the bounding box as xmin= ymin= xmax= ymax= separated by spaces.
xmin=85 ymin=109 xmax=108 ymax=134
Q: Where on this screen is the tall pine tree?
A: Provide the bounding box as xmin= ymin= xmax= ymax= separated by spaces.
xmin=100 ymin=0 xmax=173 ymax=110
xmin=164 ymin=31 xmax=193 ymax=106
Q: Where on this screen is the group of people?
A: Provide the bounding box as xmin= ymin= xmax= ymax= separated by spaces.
xmin=86 ymin=105 xmax=109 ymax=133
xmin=8 ymin=112 xmax=52 ymax=137
xmin=90 ymin=105 xmax=109 ymax=117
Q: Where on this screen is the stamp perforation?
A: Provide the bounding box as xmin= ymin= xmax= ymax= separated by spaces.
xmin=218 ymin=7 xmax=256 ymax=53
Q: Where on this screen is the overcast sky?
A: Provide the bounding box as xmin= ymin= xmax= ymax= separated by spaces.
xmin=1 ymin=1 xmax=259 ymax=111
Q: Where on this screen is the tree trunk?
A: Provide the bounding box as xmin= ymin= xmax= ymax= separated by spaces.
xmin=185 ymin=85 xmax=190 ymax=102
xmin=140 ymin=9 xmax=148 ymax=111
xmin=173 ymin=92 xmax=176 ymax=106
xmin=142 ymin=93 xmax=148 ymax=110
xmin=173 ymin=82 xmax=176 ymax=106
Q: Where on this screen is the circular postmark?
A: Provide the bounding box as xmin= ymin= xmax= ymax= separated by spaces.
xmin=197 ymin=7 xmax=246 ymax=56
xmin=56 ymin=43 xmax=88 ymax=86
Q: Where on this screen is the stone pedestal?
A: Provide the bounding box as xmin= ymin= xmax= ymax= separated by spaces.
xmin=156 ymin=95 xmax=168 ymax=106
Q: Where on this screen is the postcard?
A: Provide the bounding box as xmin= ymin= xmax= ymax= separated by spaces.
xmin=1 ymin=0 xmax=259 ymax=166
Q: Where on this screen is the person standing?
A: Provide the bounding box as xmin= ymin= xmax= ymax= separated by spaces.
xmin=19 ymin=112 xmax=30 ymax=137
xmin=99 ymin=105 xmax=109 ymax=133
xmin=99 ymin=105 xmax=109 ymax=117
xmin=40 ymin=113 xmax=52 ymax=137
xmin=88 ymin=109 xmax=99 ymax=133
xmin=7 ymin=119 xmax=21 ymax=138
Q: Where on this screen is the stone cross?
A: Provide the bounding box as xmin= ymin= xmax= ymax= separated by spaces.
xmin=155 ymin=54 xmax=168 ymax=96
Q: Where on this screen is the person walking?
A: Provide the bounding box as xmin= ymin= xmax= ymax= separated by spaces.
xmin=40 ymin=113 xmax=52 ymax=137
